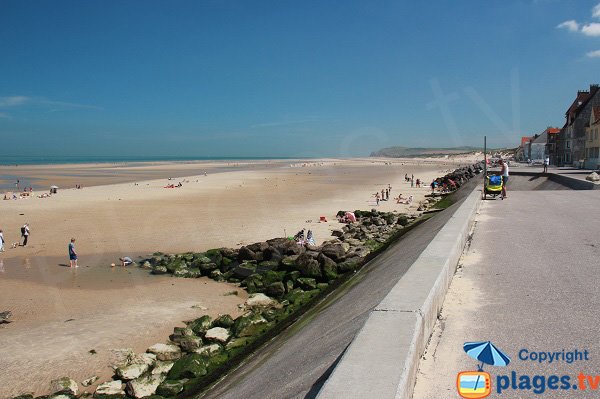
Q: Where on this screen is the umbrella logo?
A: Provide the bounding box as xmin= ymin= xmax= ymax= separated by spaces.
xmin=457 ymin=341 xmax=511 ymax=399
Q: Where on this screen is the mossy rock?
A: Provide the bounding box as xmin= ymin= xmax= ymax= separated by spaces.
xmin=187 ymin=315 xmax=212 ymax=335
xmin=168 ymin=353 xmax=209 ymax=379
xmin=256 ymin=260 xmax=279 ymax=273
xmin=151 ymin=265 xmax=168 ymax=275
xmin=285 ymin=288 xmax=310 ymax=305
xmin=205 ymin=248 xmax=223 ymax=266
xmin=320 ymin=257 xmax=338 ymax=282
xmin=232 ymin=312 xmax=268 ymax=337
xmin=285 ymin=279 xmax=294 ymax=293
xmin=198 ymin=262 xmax=218 ymax=275
xmin=266 ymin=281 xmax=285 ymax=297
xmin=242 ymin=274 xmax=264 ymax=294
xmin=220 ymin=257 xmax=236 ymax=272
xmin=337 ymin=257 xmax=361 ymax=273
xmin=280 ymin=255 xmax=299 ymax=269
xmin=317 ymin=283 xmax=329 ymax=290
xmin=225 ymin=336 xmax=253 ymax=351
xmin=232 ymin=262 xmax=257 ymax=278
xmin=166 ymin=259 xmax=187 ymax=273
xmin=286 ymin=270 xmax=301 ymax=282
xmin=261 ymin=308 xmax=280 ymax=322
xmin=93 ymin=396 xmax=126 ymax=399
xmin=296 ymin=277 xmax=317 ymax=290
xmin=262 ymin=270 xmax=286 ymax=285
xmin=156 ymin=380 xmax=185 ymax=396
xmin=212 ymin=314 xmax=234 ymax=329
xmin=397 ymin=215 xmax=409 ymax=226
xmin=12 ymin=396 xmax=34 ymax=399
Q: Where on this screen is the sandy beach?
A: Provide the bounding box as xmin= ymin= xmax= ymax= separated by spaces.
xmin=0 ymin=156 xmax=479 ymax=397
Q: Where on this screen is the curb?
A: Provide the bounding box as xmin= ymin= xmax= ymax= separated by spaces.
xmin=317 ymin=188 xmax=481 ymax=399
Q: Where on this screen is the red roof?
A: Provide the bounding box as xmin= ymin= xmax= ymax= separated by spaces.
xmin=546 ymin=127 xmax=560 ymax=134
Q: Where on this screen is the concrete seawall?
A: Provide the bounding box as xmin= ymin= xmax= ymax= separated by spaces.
xmin=317 ymin=188 xmax=481 ymax=399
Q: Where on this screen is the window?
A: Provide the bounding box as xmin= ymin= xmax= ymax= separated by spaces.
xmin=567 ymin=141 xmax=571 ymax=149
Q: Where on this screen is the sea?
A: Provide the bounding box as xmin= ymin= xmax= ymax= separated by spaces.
xmin=0 ymin=155 xmax=297 ymax=166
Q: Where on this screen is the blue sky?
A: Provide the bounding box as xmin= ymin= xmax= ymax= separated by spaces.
xmin=1 ymin=0 xmax=599 ymax=158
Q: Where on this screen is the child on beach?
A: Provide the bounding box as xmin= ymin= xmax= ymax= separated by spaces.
xmin=68 ymin=238 xmax=78 ymax=268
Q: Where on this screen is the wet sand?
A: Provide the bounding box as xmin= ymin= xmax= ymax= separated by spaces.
xmin=0 ymin=156 xmax=479 ymax=397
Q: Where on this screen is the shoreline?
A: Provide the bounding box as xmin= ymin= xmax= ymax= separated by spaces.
xmin=0 ymin=157 xmax=482 ymax=398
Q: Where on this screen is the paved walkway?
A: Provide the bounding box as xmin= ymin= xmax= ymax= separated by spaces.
xmin=413 ymin=188 xmax=600 ymax=399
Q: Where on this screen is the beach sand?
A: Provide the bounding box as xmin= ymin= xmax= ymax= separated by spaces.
xmin=0 ymin=156 xmax=479 ymax=397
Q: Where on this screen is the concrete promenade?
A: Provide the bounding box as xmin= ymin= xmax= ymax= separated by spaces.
xmin=413 ymin=181 xmax=600 ymax=398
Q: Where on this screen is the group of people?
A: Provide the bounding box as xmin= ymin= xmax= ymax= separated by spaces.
xmin=293 ymin=229 xmax=316 ymax=246
xmin=68 ymin=237 xmax=133 ymax=268
xmin=373 ymin=184 xmax=393 ymax=205
xmin=0 ymin=224 xmax=30 ymax=252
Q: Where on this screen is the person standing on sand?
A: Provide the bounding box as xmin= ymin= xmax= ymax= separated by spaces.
xmin=0 ymin=229 xmax=4 ymax=252
xmin=543 ymin=156 xmax=549 ymax=173
xmin=68 ymin=238 xmax=78 ymax=268
xmin=498 ymin=159 xmax=509 ymax=199
xmin=21 ymin=223 xmax=29 ymax=246
xmin=375 ymin=192 xmax=380 ymax=206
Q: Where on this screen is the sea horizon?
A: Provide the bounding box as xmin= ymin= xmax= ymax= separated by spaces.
xmin=0 ymin=154 xmax=316 ymax=166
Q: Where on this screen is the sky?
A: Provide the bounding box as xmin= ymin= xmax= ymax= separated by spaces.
xmin=1 ymin=0 xmax=600 ymax=158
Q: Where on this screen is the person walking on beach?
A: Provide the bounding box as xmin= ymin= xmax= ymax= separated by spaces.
xmin=543 ymin=156 xmax=549 ymax=173
xmin=68 ymin=238 xmax=78 ymax=268
xmin=375 ymin=192 xmax=380 ymax=206
xmin=0 ymin=229 xmax=4 ymax=252
xmin=498 ymin=159 xmax=509 ymax=199
xmin=21 ymin=223 xmax=29 ymax=246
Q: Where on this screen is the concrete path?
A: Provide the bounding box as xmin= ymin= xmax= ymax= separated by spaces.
xmin=198 ymin=179 xmax=481 ymax=399
xmin=413 ymin=187 xmax=600 ymax=398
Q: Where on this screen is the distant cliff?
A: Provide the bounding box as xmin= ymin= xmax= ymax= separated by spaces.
xmin=370 ymin=146 xmax=481 ymax=158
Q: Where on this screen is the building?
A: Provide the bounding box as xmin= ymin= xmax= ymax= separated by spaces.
xmin=557 ymin=84 xmax=600 ymax=167
xmin=584 ymin=106 xmax=600 ymax=169
xmin=544 ymin=127 xmax=560 ymax=165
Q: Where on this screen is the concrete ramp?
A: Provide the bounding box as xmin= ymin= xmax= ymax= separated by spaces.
xmin=495 ymin=171 xmax=599 ymax=191
xmin=506 ymin=174 xmax=571 ymax=191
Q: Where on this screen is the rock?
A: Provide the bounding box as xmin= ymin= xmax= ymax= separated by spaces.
xmin=232 ymin=312 xmax=268 ymax=337
xmin=191 ymin=304 xmax=208 ymax=310
xmin=256 ymin=260 xmax=279 ymax=273
xmin=151 ymin=361 xmax=174 ymax=375
xmin=210 ymin=269 xmax=224 ymax=281
xmin=296 ymin=253 xmax=321 ymax=278
xmin=126 ymin=374 xmax=166 ymax=398
xmin=320 ymin=242 xmax=346 ymax=261
xmin=338 ymin=257 xmax=361 ymax=273
xmin=319 ymin=254 xmax=338 ymax=282
xmin=586 ymin=172 xmax=600 ymax=182
xmin=226 ymin=337 xmax=252 ymax=350
xmin=238 ymin=246 xmax=258 ymax=261
xmin=151 ymin=265 xmax=168 ymax=275
xmin=187 ymin=315 xmax=212 ymax=335
xmin=262 ymin=270 xmax=286 ymax=285
xmin=245 ymin=293 xmax=276 ymax=308
xmin=49 ymin=394 xmax=73 ymax=399
xmin=137 ymin=353 xmax=157 ymax=366
xmin=266 ymin=281 xmax=285 ymax=297
xmin=142 ymin=261 xmax=152 ymax=269
xmin=296 ymin=277 xmax=317 ymax=290
xmin=280 ymin=255 xmax=299 ymax=269
xmin=232 ymin=261 xmax=257 ymax=278
xmin=165 ymin=259 xmax=187 ymax=274
xmin=147 ymin=344 xmax=182 ymax=361
xmin=95 ymin=380 xmax=125 ymax=395
xmin=116 ymin=363 xmax=150 ymax=380
xmin=331 ymin=229 xmax=344 ymax=237
xmin=204 ymin=327 xmax=230 ymax=343
xmin=262 ymin=246 xmax=282 ymax=262
xmin=168 ymin=354 xmax=209 ymax=379
xmin=178 ymin=336 xmax=203 ymax=352
xmin=50 ymin=377 xmax=78 ymax=395
xmin=194 ymin=343 xmax=221 ymax=357
xmin=81 ymin=376 xmax=99 ymax=387
xmin=156 ymin=380 xmax=184 ymax=396
xmin=212 ymin=314 xmax=235 ymax=329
